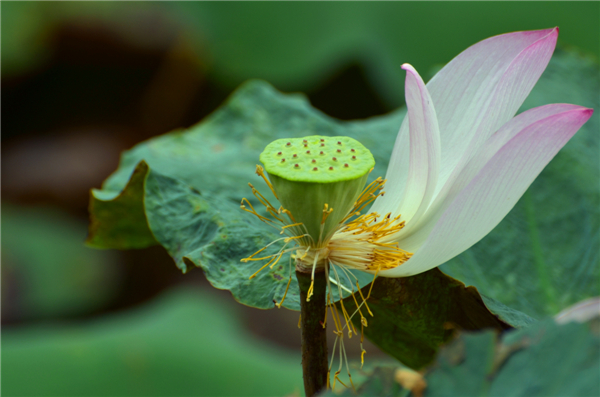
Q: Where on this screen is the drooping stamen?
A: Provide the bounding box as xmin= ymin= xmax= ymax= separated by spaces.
xmin=306 ymin=250 xmax=321 ymax=302
xmin=355 ymin=281 xmax=373 ymax=317
xmin=275 ymin=257 xmax=294 ymax=308
xmin=243 ymin=163 xmax=414 ymax=387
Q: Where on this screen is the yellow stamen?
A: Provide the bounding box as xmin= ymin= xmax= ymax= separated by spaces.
xmin=249 ymin=251 xmax=284 ymax=279
xmin=350 ymin=290 xmax=367 ymax=327
xmin=367 ymin=264 xmax=381 ymax=299
xmin=255 ymin=165 xmax=278 ymax=200
xmin=276 ymin=275 xmax=293 ymax=308
xmin=321 ymin=203 xmax=334 ymax=224
xmin=280 ymin=207 xmax=297 ymax=223
xmin=333 ymin=371 xmax=348 ymax=390
xmin=355 ymin=281 xmax=373 ymax=317
xmin=307 ymin=280 xmax=314 ymax=302
xmin=249 ymin=183 xmax=284 ymax=222
xmin=280 ymin=222 xmax=304 ymax=234
xmin=240 ymin=198 xmax=272 ymax=223
xmin=284 ymin=235 xmax=306 ymax=244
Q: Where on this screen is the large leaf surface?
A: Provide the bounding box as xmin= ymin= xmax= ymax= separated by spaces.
xmin=88 ymin=79 xmax=402 ymax=309
xmin=88 ymin=49 xmax=598 ymax=360
xmin=340 ymin=269 xmax=532 ymax=369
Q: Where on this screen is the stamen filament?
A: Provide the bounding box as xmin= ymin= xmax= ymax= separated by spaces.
xmin=255 ymin=165 xmax=279 ymax=200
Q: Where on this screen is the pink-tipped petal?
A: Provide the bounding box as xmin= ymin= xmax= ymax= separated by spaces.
xmin=373 ymin=64 xmax=441 ymax=225
xmin=372 ymin=28 xmax=559 ymax=217
xmin=441 ymin=28 xmax=561 ymax=181
xmin=430 ymin=28 xmax=558 ymax=193
xmin=403 ymin=103 xmax=586 ymax=241
xmin=381 ymin=106 xmax=593 ymax=277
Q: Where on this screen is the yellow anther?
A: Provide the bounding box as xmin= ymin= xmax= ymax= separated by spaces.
xmin=276 ymin=275 xmax=293 ymax=308
xmin=280 ymin=222 xmax=304 ymax=234
xmin=280 ymin=207 xmax=297 ymax=223
xmin=255 ymin=164 xmax=279 ymax=200
xmin=284 ymin=235 xmax=305 ymax=244
xmin=249 ymin=251 xmax=284 ymax=279
xmin=306 ymin=279 xmax=314 ymax=302
xmin=321 ymin=203 xmax=334 ymax=224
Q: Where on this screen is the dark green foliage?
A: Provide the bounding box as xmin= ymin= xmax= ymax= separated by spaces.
xmin=320 ymin=318 xmax=600 ymax=397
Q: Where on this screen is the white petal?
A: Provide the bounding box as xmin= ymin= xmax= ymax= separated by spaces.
xmin=380 ymin=106 xmax=593 ymax=277
xmin=371 ymin=28 xmax=558 ymax=220
xmin=405 ymin=104 xmax=585 ymax=240
xmin=391 ymin=64 xmax=441 ymax=226
xmin=429 ymin=28 xmax=559 ymax=195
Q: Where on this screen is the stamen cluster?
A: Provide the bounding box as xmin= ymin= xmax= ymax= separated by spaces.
xmin=240 ymin=165 xmax=413 ymax=390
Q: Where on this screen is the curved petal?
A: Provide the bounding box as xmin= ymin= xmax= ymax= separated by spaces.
xmin=371 ymin=28 xmax=558 ymax=216
xmin=403 ymin=104 xmax=585 ymax=241
xmin=379 ymin=64 xmax=441 ymax=225
xmin=380 ymin=106 xmax=593 ymax=277
xmin=429 ymin=28 xmax=558 ymax=192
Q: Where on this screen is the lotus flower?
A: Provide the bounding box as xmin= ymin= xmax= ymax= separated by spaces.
xmin=360 ymin=27 xmax=593 ymax=277
xmin=245 ymin=28 xmax=593 ymax=288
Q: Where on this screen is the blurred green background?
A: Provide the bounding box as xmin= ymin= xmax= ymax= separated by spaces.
xmin=2 ymin=2 xmax=599 ymax=396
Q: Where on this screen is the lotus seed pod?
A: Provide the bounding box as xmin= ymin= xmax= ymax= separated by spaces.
xmin=260 ymin=136 xmax=375 ymax=247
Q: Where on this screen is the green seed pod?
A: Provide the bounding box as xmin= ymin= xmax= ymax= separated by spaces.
xmin=260 ymin=136 xmax=375 ymax=247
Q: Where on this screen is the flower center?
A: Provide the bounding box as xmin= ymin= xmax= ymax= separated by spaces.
xmin=329 ymin=212 xmax=413 ymax=272
xmin=240 ymin=161 xmax=414 ymax=389
xmin=240 ymin=167 xmax=412 ymax=305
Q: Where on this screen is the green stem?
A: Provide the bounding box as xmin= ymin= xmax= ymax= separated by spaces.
xmin=296 ymin=269 xmax=328 ymax=397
